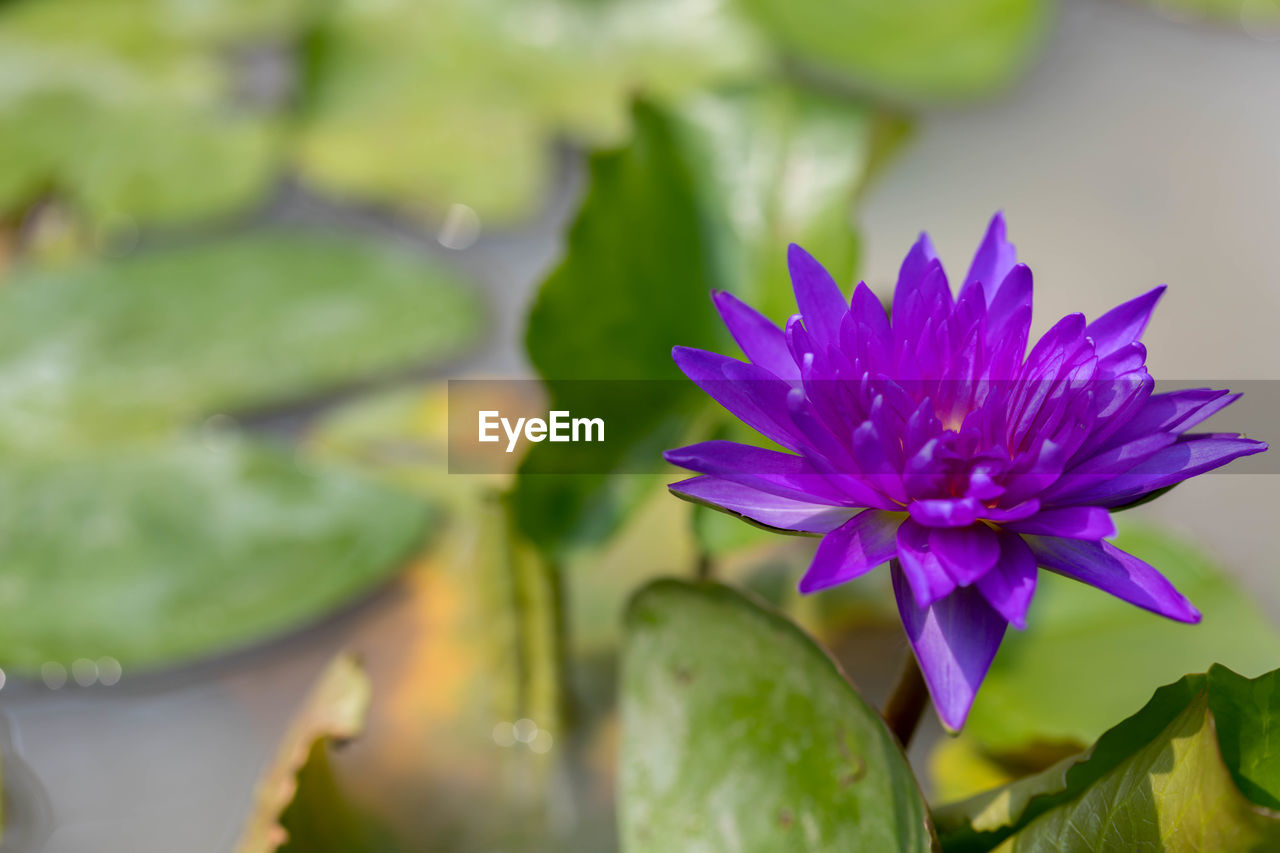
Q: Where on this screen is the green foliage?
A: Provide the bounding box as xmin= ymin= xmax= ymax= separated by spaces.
xmin=0 ymin=231 xmax=482 ymax=451
xmin=0 ymin=436 xmax=429 ymax=672
xmin=510 ymin=102 xmax=722 ymax=558
xmin=619 ymin=580 xmax=934 ymax=852
xmin=295 ymin=0 xmax=761 ymax=222
xmin=936 ymin=666 xmax=1280 ymax=852
xmin=675 ymin=83 xmax=901 ymax=321
xmin=963 ymin=521 xmax=1280 ymax=754
xmin=735 ymin=0 xmax=1052 ymax=103
xmin=0 ymin=0 xmax=298 ymax=230
xmin=513 ymin=90 xmax=904 ymax=559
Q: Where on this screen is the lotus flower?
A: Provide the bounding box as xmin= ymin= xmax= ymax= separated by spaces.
xmin=664 ymin=213 xmax=1267 ymax=730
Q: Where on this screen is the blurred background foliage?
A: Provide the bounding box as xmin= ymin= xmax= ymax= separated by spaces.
xmin=1 ymin=0 xmax=1279 ymax=850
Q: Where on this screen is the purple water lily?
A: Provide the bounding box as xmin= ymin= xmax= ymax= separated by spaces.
xmin=664 ymin=213 xmax=1267 ymax=731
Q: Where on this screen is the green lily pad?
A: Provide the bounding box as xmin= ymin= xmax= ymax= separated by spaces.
xmin=935 ymin=666 xmax=1280 ymax=852
xmin=0 ymin=230 xmax=482 ymax=451
xmin=0 ymin=436 xmax=430 ymax=673
xmin=0 ymin=0 xmax=297 ymax=230
xmin=295 ymin=0 xmax=761 ymax=223
xmin=963 ymin=521 xmax=1280 ymax=755
xmin=734 ymin=0 xmax=1051 ymax=103
xmin=620 ymin=579 xmax=934 ymax=852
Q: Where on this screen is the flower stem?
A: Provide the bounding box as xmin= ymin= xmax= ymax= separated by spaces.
xmin=882 ymin=648 xmax=927 ymax=749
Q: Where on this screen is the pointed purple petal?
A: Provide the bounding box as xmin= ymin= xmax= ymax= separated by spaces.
xmin=896 ymin=518 xmax=958 ymax=607
xmin=1064 ymin=434 xmax=1268 ymax=507
xmin=712 ymin=290 xmax=799 ymax=381
xmin=672 ymin=347 xmax=803 ymax=451
xmin=668 ymin=476 xmax=856 ymax=533
xmin=1024 ymin=535 xmax=1201 ymax=622
xmin=664 ymin=441 xmax=862 ymax=506
xmin=976 ymin=532 xmax=1038 ymax=629
xmin=930 ymin=524 xmax=1001 ymax=586
xmin=961 ymin=211 xmax=1018 ymax=305
xmin=895 ymin=233 xmax=938 ymax=314
xmin=1005 ymin=506 xmax=1116 ymax=540
xmin=787 ymin=244 xmax=846 ymax=348
xmin=1086 ymin=286 xmax=1165 ymax=358
xmin=892 ymin=565 xmax=1009 ymax=732
xmin=986 ymin=263 xmax=1032 ymax=338
xmin=798 ymin=510 xmax=901 ymax=594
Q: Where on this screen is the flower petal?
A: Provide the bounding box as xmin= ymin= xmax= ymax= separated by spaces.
xmin=908 ymin=497 xmax=981 ymax=528
xmin=664 ymin=441 xmax=862 ymax=506
xmin=961 ymin=211 xmax=1018 ymax=305
xmin=976 ymin=532 xmax=1038 ymax=629
xmin=798 ymin=509 xmax=901 ymax=594
xmin=787 ymin=243 xmax=846 ymax=348
xmin=668 ymin=476 xmax=856 ymax=533
xmin=672 ymin=346 xmax=803 ymax=451
xmin=1024 ymin=535 xmax=1201 ymax=622
xmin=1063 ymin=434 xmax=1268 ymax=507
xmin=1004 ymin=506 xmax=1116 ymax=540
xmin=1085 ymin=285 xmax=1165 ymax=358
xmin=892 ymin=565 xmax=1009 ymax=732
xmin=986 ymin=263 xmax=1032 ymax=339
xmin=930 ymin=524 xmax=1001 ymax=586
xmin=896 ymin=518 xmax=958 ymax=607
xmin=712 ymin=290 xmax=799 ymax=381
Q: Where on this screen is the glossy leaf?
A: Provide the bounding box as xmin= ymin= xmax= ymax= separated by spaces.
xmin=0 ymin=436 xmax=430 ymax=672
xmin=963 ymin=521 xmax=1280 ymax=755
xmin=512 ymin=88 xmax=899 ymax=558
xmin=733 ymin=0 xmax=1050 ymax=102
xmin=936 ymin=666 xmax=1280 ymax=853
xmin=620 ymin=580 xmax=934 ymax=852
xmin=510 ymin=102 xmax=721 ymax=557
xmin=0 ymin=231 xmax=482 ymax=451
xmin=675 ymin=83 xmax=905 ymax=321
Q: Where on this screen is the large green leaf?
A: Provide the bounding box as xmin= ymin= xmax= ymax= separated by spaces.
xmin=935 ymin=666 xmax=1280 ymax=852
xmin=295 ymin=0 xmax=760 ymax=223
xmin=0 ymin=0 xmax=300 ymax=230
xmin=509 ymin=102 xmax=722 ymax=558
xmin=962 ymin=521 xmax=1280 ymax=756
xmin=0 ymin=230 xmax=482 ymax=451
xmin=733 ymin=0 xmax=1051 ymax=102
xmin=0 ymin=436 xmax=430 ymax=672
xmin=676 ymin=83 xmax=907 ymax=321
xmin=512 ymin=89 xmax=901 ymax=559
xmin=620 ymin=580 xmax=934 ymax=852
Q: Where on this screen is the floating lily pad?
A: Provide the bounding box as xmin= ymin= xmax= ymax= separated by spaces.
xmin=294 ymin=0 xmax=761 ymax=223
xmin=620 ymin=580 xmax=934 ymax=852
xmin=734 ymin=0 xmax=1051 ymax=102
xmin=0 ymin=0 xmax=299 ymax=230
xmin=0 ymin=436 xmax=431 ymax=673
xmin=0 ymin=230 xmax=483 ymax=451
